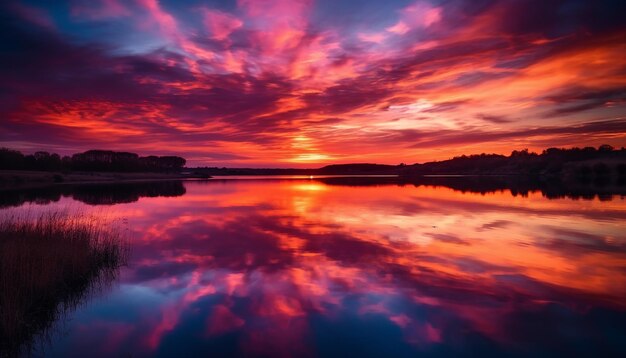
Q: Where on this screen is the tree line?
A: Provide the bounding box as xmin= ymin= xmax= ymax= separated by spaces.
xmin=402 ymin=144 xmax=626 ymax=177
xmin=0 ymin=149 xmax=186 ymax=172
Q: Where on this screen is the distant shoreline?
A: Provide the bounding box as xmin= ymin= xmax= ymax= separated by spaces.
xmin=0 ymin=170 xmax=209 ymax=189
xmin=2 ymin=144 xmax=625 ymax=189
xmin=2 ymin=168 xmax=625 ymax=190
xmin=2 ymin=172 xmax=625 ymax=207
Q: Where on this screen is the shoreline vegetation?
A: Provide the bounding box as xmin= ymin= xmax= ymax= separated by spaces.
xmin=0 ymin=170 xmax=202 ymax=188
xmin=0 ymin=212 xmax=130 ymax=357
xmin=1 ymin=145 xmax=625 ymax=188
xmin=196 ymin=144 xmax=626 ymax=179
xmin=0 ymin=148 xmax=207 ymax=188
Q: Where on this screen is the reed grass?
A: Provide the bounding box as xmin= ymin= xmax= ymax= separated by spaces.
xmin=0 ymin=211 xmax=130 ymax=356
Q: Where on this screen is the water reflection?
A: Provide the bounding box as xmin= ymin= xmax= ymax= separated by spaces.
xmin=0 ymin=181 xmax=186 ymax=208
xmin=2 ymin=179 xmax=625 ymax=357
xmin=314 ymin=175 xmax=626 ymax=200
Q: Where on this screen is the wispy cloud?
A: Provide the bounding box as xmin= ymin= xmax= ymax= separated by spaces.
xmin=1 ymin=0 xmax=625 ymax=166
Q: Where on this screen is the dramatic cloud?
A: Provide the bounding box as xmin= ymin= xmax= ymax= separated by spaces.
xmin=1 ymin=0 xmax=625 ymax=166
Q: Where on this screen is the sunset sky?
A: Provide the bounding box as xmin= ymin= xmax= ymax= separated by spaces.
xmin=1 ymin=0 xmax=625 ymax=167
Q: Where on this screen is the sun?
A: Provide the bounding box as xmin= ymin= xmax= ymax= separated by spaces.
xmin=289 ymin=153 xmax=332 ymax=162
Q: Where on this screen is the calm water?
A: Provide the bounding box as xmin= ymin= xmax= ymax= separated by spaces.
xmin=2 ymin=178 xmax=626 ymax=357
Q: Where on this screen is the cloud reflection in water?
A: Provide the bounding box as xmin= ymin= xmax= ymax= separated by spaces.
xmin=8 ymin=179 xmax=625 ymax=357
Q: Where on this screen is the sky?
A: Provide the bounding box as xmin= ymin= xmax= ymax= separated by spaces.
xmin=1 ymin=0 xmax=625 ymax=167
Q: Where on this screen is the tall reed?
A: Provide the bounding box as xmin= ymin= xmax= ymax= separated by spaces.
xmin=0 ymin=211 xmax=130 ymax=356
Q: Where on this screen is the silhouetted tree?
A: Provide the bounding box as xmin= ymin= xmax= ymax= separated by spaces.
xmin=598 ymin=144 xmax=614 ymax=152
xmin=402 ymin=144 xmax=625 ymax=177
xmin=0 ymin=148 xmax=186 ymax=172
xmin=0 ymin=148 xmax=25 ymax=169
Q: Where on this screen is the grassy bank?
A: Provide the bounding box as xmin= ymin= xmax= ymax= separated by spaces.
xmin=0 ymin=212 xmax=130 ymax=356
xmin=0 ymin=170 xmax=200 ymax=188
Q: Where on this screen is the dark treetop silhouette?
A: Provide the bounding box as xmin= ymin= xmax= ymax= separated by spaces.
xmin=0 ymin=149 xmax=185 ymax=172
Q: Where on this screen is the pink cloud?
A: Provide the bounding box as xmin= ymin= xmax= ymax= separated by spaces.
xmin=358 ymin=32 xmax=387 ymax=44
xmin=137 ymin=0 xmax=215 ymax=71
xmin=387 ymin=1 xmax=442 ymax=35
xmin=206 ymin=304 xmax=245 ymax=336
xmin=201 ymin=8 xmax=243 ymax=41
xmin=238 ymin=0 xmax=313 ymax=54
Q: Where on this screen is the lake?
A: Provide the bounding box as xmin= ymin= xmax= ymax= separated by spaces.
xmin=1 ymin=177 xmax=625 ymax=357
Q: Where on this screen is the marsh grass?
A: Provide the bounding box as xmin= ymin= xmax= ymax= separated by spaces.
xmin=0 ymin=211 xmax=130 ymax=356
